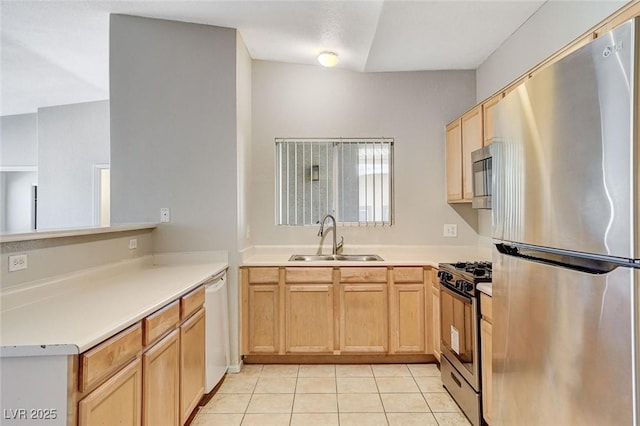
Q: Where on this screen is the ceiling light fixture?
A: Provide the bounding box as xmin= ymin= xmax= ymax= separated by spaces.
xmin=318 ymin=51 xmax=339 ymax=67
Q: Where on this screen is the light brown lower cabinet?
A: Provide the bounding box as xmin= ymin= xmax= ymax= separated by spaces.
xmin=143 ymin=329 xmax=180 ymax=426
xmin=340 ymin=283 xmax=388 ymax=353
xmin=391 ymin=283 xmax=426 ymax=353
xmin=480 ymin=292 xmax=493 ymax=425
xmin=72 ymin=285 xmax=207 ymax=426
xmin=431 ymin=284 xmax=441 ymax=362
xmin=78 ymin=357 xmax=142 ymax=426
xmin=285 ymin=284 xmax=334 ymax=353
xmin=481 ymin=318 xmax=492 ymax=425
xmin=247 ymin=284 xmax=280 ymax=353
xmin=180 ymin=307 xmax=206 ymax=425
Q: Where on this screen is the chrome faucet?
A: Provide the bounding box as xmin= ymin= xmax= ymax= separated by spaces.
xmin=317 ymin=214 xmax=344 ymax=255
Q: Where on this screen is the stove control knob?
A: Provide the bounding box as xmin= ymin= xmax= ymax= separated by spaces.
xmin=465 ymin=282 xmax=473 ymax=292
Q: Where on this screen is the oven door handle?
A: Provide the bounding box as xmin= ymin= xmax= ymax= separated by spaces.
xmin=440 ymin=283 xmax=473 ymax=303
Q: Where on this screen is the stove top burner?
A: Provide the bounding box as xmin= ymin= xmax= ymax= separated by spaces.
xmin=438 ymin=261 xmax=492 ymax=296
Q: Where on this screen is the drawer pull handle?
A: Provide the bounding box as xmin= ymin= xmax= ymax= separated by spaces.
xmin=450 ymin=372 xmax=462 ymax=388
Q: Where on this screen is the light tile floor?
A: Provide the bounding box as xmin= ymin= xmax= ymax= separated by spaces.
xmin=192 ymin=364 xmax=472 ymax=426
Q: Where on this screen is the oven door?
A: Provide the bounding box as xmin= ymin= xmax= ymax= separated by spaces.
xmin=440 ymin=284 xmax=480 ymax=390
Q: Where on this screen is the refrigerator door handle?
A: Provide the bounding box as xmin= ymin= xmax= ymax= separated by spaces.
xmin=495 ymin=243 xmax=636 ymax=274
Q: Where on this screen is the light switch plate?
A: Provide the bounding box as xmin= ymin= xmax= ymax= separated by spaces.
xmin=128 ymin=238 xmax=137 ymax=249
xmin=160 ymin=208 xmax=170 ymax=223
xmin=443 ymin=224 xmax=458 ymax=238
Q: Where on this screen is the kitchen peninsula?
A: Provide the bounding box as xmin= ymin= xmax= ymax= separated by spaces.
xmin=1 ymin=226 xmax=227 ymax=426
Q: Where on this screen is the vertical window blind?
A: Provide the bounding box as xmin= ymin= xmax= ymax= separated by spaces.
xmin=275 ymin=138 xmax=394 ymax=226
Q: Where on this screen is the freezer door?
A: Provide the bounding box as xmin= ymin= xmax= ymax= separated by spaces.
xmin=493 ymin=245 xmax=634 ymax=425
xmin=492 ymin=19 xmax=636 ymax=259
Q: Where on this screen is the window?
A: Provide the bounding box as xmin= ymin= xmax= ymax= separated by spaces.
xmin=275 ymin=138 xmax=394 ymax=226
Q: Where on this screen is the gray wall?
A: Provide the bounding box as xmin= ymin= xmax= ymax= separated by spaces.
xmin=109 ymin=15 xmax=246 ymax=368
xmin=0 ymin=228 xmax=153 ymax=290
xmin=110 ymin=15 xmax=238 ymax=252
xmin=476 ymin=1 xmax=627 ymax=102
xmin=0 ymin=113 xmax=38 ymax=167
xmin=37 ymin=100 xmax=110 ymax=230
xmin=251 ymin=61 xmax=478 ymax=246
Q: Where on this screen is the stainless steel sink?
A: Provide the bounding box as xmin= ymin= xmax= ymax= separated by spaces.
xmin=289 ymin=254 xmax=384 ymax=262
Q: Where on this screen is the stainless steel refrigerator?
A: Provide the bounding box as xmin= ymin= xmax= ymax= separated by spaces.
xmin=491 ymin=18 xmax=640 ymax=425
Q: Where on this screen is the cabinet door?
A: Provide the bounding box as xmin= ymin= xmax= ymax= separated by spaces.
xmin=79 ymin=358 xmax=142 ymax=426
xmin=285 ymin=284 xmax=334 ymax=353
xmin=180 ymin=308 xmax=205 ymax=425
xmin=391 ymin=283 xmax=426 ymax=353
xmin=461 ymin=105 xmax=483 ymax=201
xmin=247 ymin=284 xmax=280 ymax=354
xmin=340 ymin=284 xmax=388 ymax=353
xmin=481 ymin=318 xmax=493 ymax=425
xmin=482 ymin=95 xmax=501 ymax=146
xmin=445 ymin=119 xmax=463 ymax=202
xmin=432 ymin=286 xmax=441 ymax=362
xmin=143 ymin=329 xmax=180 ymax=426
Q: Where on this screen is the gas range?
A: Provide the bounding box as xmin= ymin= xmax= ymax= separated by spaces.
xmin=437 ymin=261 xmax=492 ymax=297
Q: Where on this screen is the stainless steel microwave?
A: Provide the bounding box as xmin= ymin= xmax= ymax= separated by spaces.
xmin=471 ymin=145 xmax=492 ymax=209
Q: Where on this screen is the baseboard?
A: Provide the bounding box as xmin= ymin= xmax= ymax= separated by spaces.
xmin=243 ymin=354 xmax=436 ymax=364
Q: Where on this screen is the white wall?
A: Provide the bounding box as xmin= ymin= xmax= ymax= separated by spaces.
xmin=37 ymin=100 xmax=110 ymax=230
xmin=0 ymin=113 xmax=39 ymax=233
xmin=251 ymin=61 xmax=478 ymax=247
xmin=0 ymin=113 xmax=38 ymax=167
xmin=109 ymin=14 xmax=245 ymax=368
xmin=476 ymin=1 xmax=627 ymax=102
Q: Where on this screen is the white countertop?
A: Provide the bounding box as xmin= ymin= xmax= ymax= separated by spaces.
xmin=477 ymin=282 xmax=492 ymax=297
xmin=1 ymin=254 xmax=227 ymax=356
xmin=241 ymin=244 xmax=492 ymax=268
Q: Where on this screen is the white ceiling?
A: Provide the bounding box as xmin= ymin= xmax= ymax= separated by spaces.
xmin=0 ymin=0 xmax=547 ymax=117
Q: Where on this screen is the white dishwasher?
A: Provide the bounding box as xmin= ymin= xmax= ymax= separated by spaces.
xmin=204 ymin=270 xmax=230 ymax=393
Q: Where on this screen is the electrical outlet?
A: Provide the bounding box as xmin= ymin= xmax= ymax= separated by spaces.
xmin=9 ymin=254 xmax=28 ymax=272
xmin=160 ymin=208 xmax=171 ymax=223
xmin=443 ymin=224 xmax=458 ymax=238
xmin=129 ymin=238 xmax=138 ymax=250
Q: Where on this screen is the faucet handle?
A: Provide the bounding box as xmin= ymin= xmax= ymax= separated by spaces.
xmin=336 ymin=236 xmax=344 ymax=253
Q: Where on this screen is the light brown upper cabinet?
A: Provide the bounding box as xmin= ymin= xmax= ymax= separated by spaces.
xmin=446 ymin=105 xmax=483 ymax=203
xmin=445 ymin=119 xmax=463 ymax=202
xmin=595 ymin=2 xmax=640 ymax=37
xmin=482 ymin=94 xmax=502 ymax=146
xmin=461 ymin=105 xmax=483 ymax=201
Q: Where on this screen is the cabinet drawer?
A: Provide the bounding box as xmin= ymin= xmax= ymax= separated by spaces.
xmin=285 ymin=267 xmax=333 ymax=283
xmin=143 ymin=300 xmax=180 ymax=346
xmin=340 ymin=267 xmax=387 ymax=283
xmin=248 ymin=267 xmax=280 ymax=284
xmin=181 ymin=286 xmax=205 ymax=321
xmin=80 ymin=323 xmax=142 ymax=392
xmin=480 ymin=293 xmax=492 ymax=323
xmin=393 ymin=267 xmax=424 ymax=283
